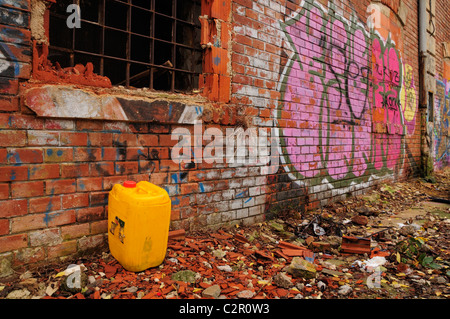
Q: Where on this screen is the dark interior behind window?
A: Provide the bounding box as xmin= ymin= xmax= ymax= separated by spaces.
xmin=49 ymin=0 xmax=202 ymax=93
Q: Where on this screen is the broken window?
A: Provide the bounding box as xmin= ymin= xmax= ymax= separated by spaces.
xmin=48 ymin=0 xmax=202 ymax=92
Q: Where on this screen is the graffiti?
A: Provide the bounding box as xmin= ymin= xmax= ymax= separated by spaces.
xmin=400 ymin=64 xmax=418 ymax=134
xmin=277 ymin=1 xmax=409 ymax=187
xmin=370 ymin=35 xmax=404 ymax=172
xmin=0 ymin=42 xmax=20 ymax=92
xmin=433 ymin=79 xmax=450 ymax=169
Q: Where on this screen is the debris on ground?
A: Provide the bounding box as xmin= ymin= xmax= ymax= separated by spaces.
xmin=1 ymin=170 xmax=449 ymax=299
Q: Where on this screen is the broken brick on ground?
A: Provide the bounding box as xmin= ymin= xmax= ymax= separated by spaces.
xmin=1 ymin=170 xmax=449 ymax=299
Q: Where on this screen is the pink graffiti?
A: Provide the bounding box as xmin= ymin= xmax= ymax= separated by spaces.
xmin=279 ymin=5 xmax=405 ymax=183
xmin=371 ymin=37 xmax=403 ymax=171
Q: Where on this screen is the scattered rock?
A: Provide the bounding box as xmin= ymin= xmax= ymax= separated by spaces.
xmin=6 ymin=288 xmax=31 ymax=299
xmin=212 ymin=249 xmax=227 ymax=259
xmin=431 ymin=276 xmax=447 ymax=285
xmin=166 ymin=291 xmax=178 ymax=299
xmin=355 ymin=206 xmax=376 ymax=216
xmin=399 ymin=225 xmax=416 ymax=236
xmin=338 ymin=284 xmax=352 ymax=296
xmin=217 ymin=265 xmax=233 ymax=272
xmin=202 ymin=284 xmax=221 ymax=299
xmin=351 ymin=215 xmax=369 ymax=226
xmin=236 ymin=290 xmax=255 ymax=299
xmin=126 ymin=286 xmax=138 ymax=293
xmin=273 ymin=272 xmax=293 ymax=289
xmin=60 ymin=271 xmax=88 ymax=294
xmin=317 ymin=281 xmax=327 ymax=291
xmin=171 ymin=270 xmax=199 ymax=283
xmin=287 ymin=257 xmax=316 ymax=279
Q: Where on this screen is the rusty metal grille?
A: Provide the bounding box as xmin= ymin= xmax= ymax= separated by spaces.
xmin=48 ymin=0 xmax=202 ymax=92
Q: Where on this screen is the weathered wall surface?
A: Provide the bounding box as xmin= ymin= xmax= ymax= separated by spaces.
xmin=0 ymin=0 xmax=444 ymax=275
xmin=432 ymin=0 xmax=450 ymax=170
xmin=231 ymin=0 xmax=422 ymax=216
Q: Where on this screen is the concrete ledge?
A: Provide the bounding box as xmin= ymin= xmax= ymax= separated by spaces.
xmin=23 ymin=84 xmax=205 ymax=124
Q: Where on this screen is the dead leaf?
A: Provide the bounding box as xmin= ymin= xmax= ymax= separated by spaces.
xmin=46 ymin=282 xmax=59 ymax=296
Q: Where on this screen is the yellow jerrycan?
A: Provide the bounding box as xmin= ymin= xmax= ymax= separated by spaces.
xmin=108 ymin=180 xmax=171 ymax=272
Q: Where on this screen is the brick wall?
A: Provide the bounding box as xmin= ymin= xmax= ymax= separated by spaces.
xmin=433 ymin=0 xmax=449 ymax=170
xmin=0 ymin=0 xmax=437 ymax=275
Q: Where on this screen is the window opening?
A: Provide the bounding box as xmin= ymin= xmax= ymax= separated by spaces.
xmin=48 ymin=0 xmax=202 ymax=92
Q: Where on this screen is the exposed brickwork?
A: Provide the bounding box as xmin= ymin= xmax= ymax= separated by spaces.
xmin=0 ymin=0 xmax=447 ymax=274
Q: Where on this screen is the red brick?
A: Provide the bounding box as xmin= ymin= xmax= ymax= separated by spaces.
xmin=29 ymin=196 xmax=62 ymax=214
xmin=76 ymin=120 xmax=104 ymax=131
xmin=88 ymin=132 xmax=112 ymax=147
xmin=29 ymin=228 xmax=61 ymax=246
xmin=0 ymin=219 xmax=9 ymax=235
xmin=204 ymin=47 xmax=229 ymax=75
xmin=127 ymin=173 xmax=149 ymax=183
xmin=0 ymin=78 xmax=19 ymax=95
xmin=62 ymin=193 xmax=89 ymax=209
xmin=11 ymin=181 xmax=44 ymax=198
xmin=0 ymin=166 xmax=28 ymax=182
xmin=0 ymin=96 xmax=19 ymax=112
xmin=0 ymin=130 xmax=27 ymax=147
xmin=73 ymin=147 xmax=102 ymax=162
xmin=138 ymin=134 xmax=158 ymax=146
xmin=77 ymin=177 xmax=103 ymax=192
xmin=128 ymin=123 xmax=148 ymax=133
xmin=45 ymin=179 xmax=76 ymax=195
xmin=0 ymin=114 xmax=43 ymax=130
xmin=0 ymin=234 xmax=28 ymax=253
xmin=148 ymin=124 xmax=170 ymax=134
xmin=114 ymin=161 xmax=139 ymax=175
xmin=211 ymin=0 xmax=231 ymax=20
xmin=28 ymin=164 xmax=60 ymax=180
xmin=219 ymin=75 xmax=231 ymax=103
xmin=204 ymin=74 xmax=219 ymax=101
xmin=44 ymin=148 xmax=73 ymax=162
xmin=11 ymin=213 xmax=47 ymax=232
xmin=221 ymin=21 xmax=231 ymax=49
xmin=44 ymin=119 xmax=75 ymax=130
xmin=89 ymin=191 xmax=108 ymax=206
xmin=113 ymin=133 xmax=140 ymax=147
xmin=60 ymin=132 xmax=88 ymax=146
xmin=0 ymin=183 xmax=9 ymax=199
xmin=7 ymin=148 xmax=43 ymax=164
xmin=101 ymin=147 xmax=122 ymax=161
xmin=0 ymin=149 xmax=6 ymax=164
xmin=47 ymin=240 xmax=77 ymax=259
xmin=0 ymin=199 xmax=27 ymax=218
xmin=91 ymin=220 xmax=107 ymax=235
xmin=180 ymin=183 xmax=199 ymax=195
xmin=199 ymin=16 xmax=211 ymax=46
xmin=61 ymin=163 xmax=89 ymax=178
xmin=89 ymin=162 xmax=114 ymax=176
xmin=46 ymin=209 xmax=77 ymax=227
xmin=76 ymin=206 xmax=105 ymax=223
xmin=77 ymin=234 xmax=105 ymax=251
xmin=159 ymin=159 xmax=182 ymax=172
xmin=103 ymin=176 xmax=128 ymax=190
xmin=27 ymin=131 xmax=59 ymax=146
xmin=61 ymin=224 xmax=90 ymax=240
xmin=125 ymin=147 xmax=148 ymax=160
xmin=13 ymin=247 xmax=46 ymax=266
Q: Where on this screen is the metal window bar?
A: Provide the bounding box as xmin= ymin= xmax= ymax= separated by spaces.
xmin=48 ymin=0 xmax=202 ymax=92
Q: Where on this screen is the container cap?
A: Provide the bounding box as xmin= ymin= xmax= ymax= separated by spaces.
xmin=123 ymin=181 xmax=137 ymax=188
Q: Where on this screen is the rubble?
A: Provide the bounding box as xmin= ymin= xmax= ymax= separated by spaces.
xmin=0 ymin=170 xmax=449 ymax=299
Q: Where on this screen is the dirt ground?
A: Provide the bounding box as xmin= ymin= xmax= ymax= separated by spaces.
xmin=1 ymin=169 xmax=449 ymax=300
